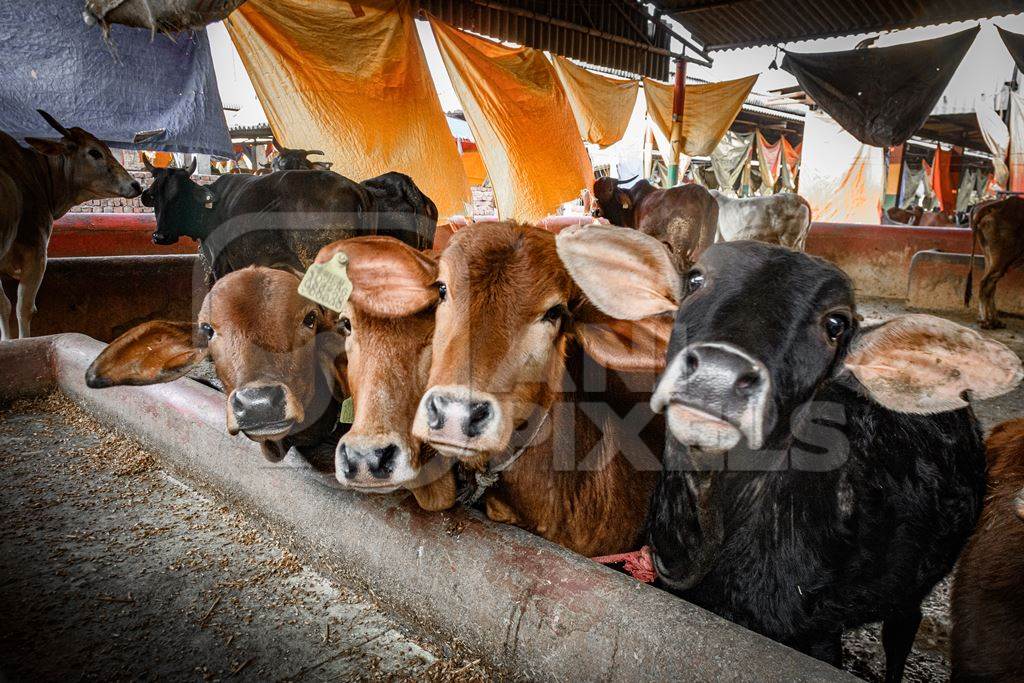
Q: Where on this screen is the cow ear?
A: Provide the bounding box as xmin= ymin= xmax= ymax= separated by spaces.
xmin=315 ymin=236 xmax=439 ymax=318
xmin=86 ymin=321 xmax=209 ymax=388
xmin=573 ymin=305 xmax=673 ymax=373
xmin=843 ymin=314 xmax=1023 ymax=413
xmin=25 ymin=137 xmax=72 ymax=156
xmin=617 ymin=189 xmax=633 ymax=211
xmin=557 ymin=223 xmax=679 ymax=320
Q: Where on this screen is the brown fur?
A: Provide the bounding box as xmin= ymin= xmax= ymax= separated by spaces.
xmin=964 ymin=197 xmax=1024 ymax=329
xmin=0 ymin=114 xmax=140 ymax=339
xmin=951 ymin=418 xmax=1024 ymax=681
xmin=420 ymin=222 xmax=666 ymax=556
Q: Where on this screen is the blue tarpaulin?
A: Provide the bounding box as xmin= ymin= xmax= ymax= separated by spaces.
xmin=0 ymin=0 xmax=232 ymax=157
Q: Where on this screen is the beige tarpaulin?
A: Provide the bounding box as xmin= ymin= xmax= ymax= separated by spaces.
xmin=224 ymin=0 xmax=470 ymax=221
xmin=800 ymin=111 xmax=884 ymax=224
xmin=710 ymin=131 xmax=754 ymax=195
xmin=1010 ymin=90 xmax=1024 ymax=194
xmin=644 ymin=75 xmax=757 ymax=158
xmin=976 ymin=96 xmax=1010 ymax=188
xmin=552 ymin=55 xmax=638 ymax=148
xmin=430 ymin=18 xmax=593 ymax=222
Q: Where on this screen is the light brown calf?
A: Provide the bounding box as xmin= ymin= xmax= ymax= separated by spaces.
xmin=86 ymin=267 xmax=345 ymax=463
xmin=411 ymin=222 xmax=677 ymax=556
xmin=313 ymin=236 xmax=456 ymax=510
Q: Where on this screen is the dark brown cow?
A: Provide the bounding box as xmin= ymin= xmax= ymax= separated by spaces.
xmin=964 ymin=196 xmax=1024 ymax=329
xmin=0 ymin=110 xmax=142 ymax=340
xmin=86 ymin=267 xmax=345 ymax=464
xmin=952 ymin=417 xmax=1024 ymax=681
xmin=885 ymin=206 xmax=957 ymax=227
xmin=591 ymin=177 xmax=718 ymax=272
xmin=313 ymin=236 xmax=456 ymax=511
xmin=411 ymin=222 xmax=674 ymax=556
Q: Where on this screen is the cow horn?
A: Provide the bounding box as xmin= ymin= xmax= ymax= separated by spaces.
xmin=141 ymin=153 xmax=155 ymax=172
xmin=305 ymin=149 xmax=324 ymax=157
xmin=617 ymin=175 xmax=639 ymax=185
xmin=186 ymin=156 xmax=198 ymax=176
xmin=37 ymin=109 xmax=72 ymax=138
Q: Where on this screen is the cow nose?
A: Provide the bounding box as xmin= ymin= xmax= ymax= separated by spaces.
xmin=424 ymin=390 xmax=494 ymax=438
xmin=129 ymin=180 xmax=143 ymax=195
xmin=336 ymin=443 xmax=398 ymax=481
xmin=231 ymin=385 xmax=291 ymax=436
xmin=680 ymin=346 xmax=765 ymax=399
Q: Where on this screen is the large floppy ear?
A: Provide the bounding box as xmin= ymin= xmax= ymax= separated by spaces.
xmin=844 ymin=314 xmax=1023 ymax=413
xmin=25 ymin=137 xmax=72 ymax=156
xmin=86 ymin=321 xmax=209 ymax=388
xmin=315 ymin=236 xmax=439 ymax=318
xmin=616 ymin=189 xmax=633 ymax=211
xmin=557 ymin=223 xmax=679 ymax=319
xmin=557 ymin=224 xmax=680 ymax=372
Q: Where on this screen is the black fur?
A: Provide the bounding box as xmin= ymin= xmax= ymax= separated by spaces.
xmin=650 ymin=242 xmax=986 ymax=680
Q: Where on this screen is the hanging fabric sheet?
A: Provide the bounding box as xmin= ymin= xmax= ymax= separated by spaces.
xmin=0 ymin=0 xmax=231 ymax=156
xmin=644 ymin=75 xmax=757 ymax=158
xmin=998 ymin=26 xmax=1024 ymax=74
xmin=930 ymin=147 xmax=955 ymax=212
xmin=1010 ymin=90 xmax=1024 ymax=194
xmin=710 ymin=131 xmax=754 ymax=194
xmin=552 ymin=56 xmax=639 ymax=148
xmin=756 ymin=131 xmax=783 ymax=194
xmin=800 ymin=111 xmax=884 ymax=224
xmin=780 ymin=137 xmax=801 ymax=190
xmin=976 ymin=95 xmax=1011 ymax=188
xmin=429 ymin=18 xmax=593 ymax=222
xmin=957 ymin=168 xmax=978 ymax=212
xmin=781 ymin=27 xmax=979 ymax=147
xmin=225 ymin=0 xmax=471 ymax=221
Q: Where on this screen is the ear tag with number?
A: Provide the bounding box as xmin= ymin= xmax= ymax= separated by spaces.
xmin=298 ymin=253 xmax=352 ymax=313
xmin=339 ymin=397 xmax=355 ymax=425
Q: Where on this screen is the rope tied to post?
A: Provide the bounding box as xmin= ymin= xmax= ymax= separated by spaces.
xmin=591 ymin=545 xmax=655 ymax=584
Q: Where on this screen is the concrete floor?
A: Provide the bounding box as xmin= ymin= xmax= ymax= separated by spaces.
xmin=0 ymin=394 xmax=489 ymax=682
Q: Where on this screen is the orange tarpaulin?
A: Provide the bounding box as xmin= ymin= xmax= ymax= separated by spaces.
xmin=461 ymin=150 xmax=487 ymax=186
xmin=430 ymin=18 xmax=593 ymax=222
xmin=930 ymin=147 xmax=955 ymax=211
xmin=800 ymin=111 xmax=884 ymax=224
xmin=1010 ymin=90 xmax=1024 ymax=193
xmin=643 ymin=75 xmax=757 ymax=158
xmin=756 ymin=131 xmax=782 ymax=193
xmin=552 ymin=55 xmax=639 ymax=148
xmin=224 ymin=0 xmax=470 ymax=221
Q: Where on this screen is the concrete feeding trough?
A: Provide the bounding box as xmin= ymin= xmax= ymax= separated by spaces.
xmin=0 ymin=333 xmax=851 ymax=681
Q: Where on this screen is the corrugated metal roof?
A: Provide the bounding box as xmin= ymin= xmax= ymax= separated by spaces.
xmin=657 ymin=0 xmax=1024 ymax=51
xmin=418 ymin=0 xmax=695 ymax=79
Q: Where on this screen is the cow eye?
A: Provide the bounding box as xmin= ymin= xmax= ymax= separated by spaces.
xmin=337 ymin=317 xmax=352 ymax=335
xmin=302 ymin=311 xmax=318 ymax=329
xmin=823 ymin=313 xmax=850 ymax=342
xmin=436 ymin=282 xmax=447 ymax=302
xmin=542 ymin=304 xmax=567 ymax=325
xmin=685 ymin=271 xmax=705 ymax=294
xmin=199 ymin=322 xmax=215 ymax=341
xmin=88 ymin=149 xmax=102 ymax=160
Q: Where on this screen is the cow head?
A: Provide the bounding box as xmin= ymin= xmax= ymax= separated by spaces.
xmin=85 ymin=267 xmax=344 ymax=462
xmin=140 ymin=154 xmax=214 ymax=245
xmin=26 ymin=110 xmax=141 ymax=203
xmin=312 ymin=236 xmax=455 ymax=509
xmin=271 ymin=146 xmax=327 ymax=172
xmin=591 ymin=176 xmax=638 ymax=227
xmin=412 ymin=222 xmax=675 ymax=468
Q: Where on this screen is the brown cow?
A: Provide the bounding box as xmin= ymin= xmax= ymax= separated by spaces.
xmin=312 ymin=236 xmax=456 ymax=511
xmin=885 ymin=206 xmax=957 ymax=227
xmin=85 ymin=267 xmax=345 ymax=464
xmin=0 ymin=110 xmax=142 ymax=340
xmin=951 ymin=417 xmax=1024 ymax=681
xmin=964 ymin=196 xmax=1024 ymax=329
xmin=411 ymin=222 xmax=675 ymax=556
xmin=591 ymin=177 xmax=718 ymax=272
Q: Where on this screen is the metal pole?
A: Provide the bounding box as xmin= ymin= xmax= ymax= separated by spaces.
xmin=667 ymin=56 xmax=687 ymax=187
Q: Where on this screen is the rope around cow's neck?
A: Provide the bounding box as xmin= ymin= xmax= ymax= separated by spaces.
xmin=456 ymin=411 xmax=550 ymax=507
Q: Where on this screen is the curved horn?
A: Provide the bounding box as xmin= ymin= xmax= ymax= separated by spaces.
xmin=141 ymin=153 xmax=156 ymax=172
xmin=186 ymin=156 xmax=198 ymax=176
xmin=304 ymin=149 xmax=325 ymax=157
xmin=37 ymin=109 xmax=72 ymax=138
xmin=617 ymin=175 xmax=639 ymax=185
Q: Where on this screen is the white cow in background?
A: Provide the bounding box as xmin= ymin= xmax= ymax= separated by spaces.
xmin=710 ymin=191 xmax=812 ymax=251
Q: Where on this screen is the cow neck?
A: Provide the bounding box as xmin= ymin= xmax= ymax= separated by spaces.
xmin=35 ymin=152 xmax=81 ymax=220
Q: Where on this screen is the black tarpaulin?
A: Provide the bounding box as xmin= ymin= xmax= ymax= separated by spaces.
xmin=781 ymin=27 xmax=979 ymax=147
xmin=998 ymin=26 xmax=1024 ymax=74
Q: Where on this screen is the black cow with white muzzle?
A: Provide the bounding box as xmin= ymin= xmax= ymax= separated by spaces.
xmin=558 ymin=228 xmax=1023 ymax=681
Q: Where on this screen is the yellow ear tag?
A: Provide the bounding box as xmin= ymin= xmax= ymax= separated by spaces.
xmin=298 ymin=253 xmax=352 ymax=313
xmin=339 ymin=397 xmax=355 ymax=425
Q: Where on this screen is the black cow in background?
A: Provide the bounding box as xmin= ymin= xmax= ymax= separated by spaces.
xmin=270 ymin=145 xmax=332 ymax=172
xmin=362 ymin=171 xmax=437 ymax=251
xmin=557 ymin=227 xmax=1023 ymax=682
xmin=140 ymin=156 xmax=437 ymax=279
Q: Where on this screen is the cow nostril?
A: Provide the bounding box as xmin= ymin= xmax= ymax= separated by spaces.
xmin=464 ymin=401 xmax=493 ymax=438
xmin=684 ymin=351 xmax=700 ymax=376
xmin=337 ymin=444 xmax=358 ymax=480
xmin=371 ymin=445 xmax=398 ymax=479
xmin=426 ymin=394 xmax=447 ymax=430
xmin=734 ymin=371 xmax=762 ymax=397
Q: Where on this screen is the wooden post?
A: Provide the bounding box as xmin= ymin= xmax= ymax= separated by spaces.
xmin=883 ymin=144 xmax=905 ymax=209
xmin=643 ymin=125 xmax=655 ymax=180
xmin=667 ymin=56 xmax=687 ymax=187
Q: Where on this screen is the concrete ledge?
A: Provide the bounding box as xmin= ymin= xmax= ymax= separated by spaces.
xmin=908 ymin=250 xmax=1024 ymax=316
xmin=0 ymin=333 xmax=852 ymax=681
